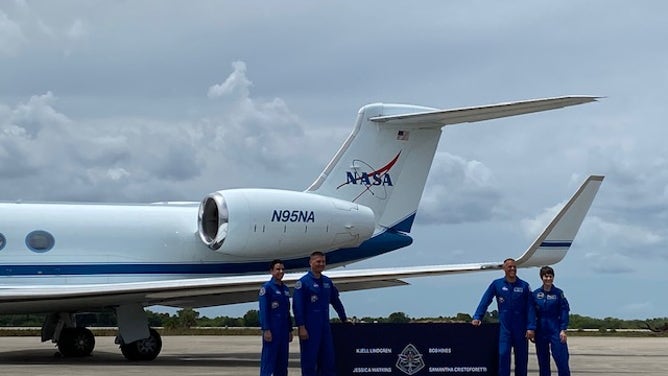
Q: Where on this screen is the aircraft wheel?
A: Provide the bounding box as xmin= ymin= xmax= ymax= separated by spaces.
xmin=120 ymin=328 xmax=162 ymax=361
xmin=57 ymin=327 xmax=95 ymax=357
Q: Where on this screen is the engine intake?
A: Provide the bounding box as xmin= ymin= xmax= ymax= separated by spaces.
xmin=197 ymin=188 xmax=375 ymax=259
xmin=198 ymin=193 xmax=228 ymax=250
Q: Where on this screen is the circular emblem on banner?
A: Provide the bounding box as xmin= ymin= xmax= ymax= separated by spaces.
xmin=396 ymin=343 xmax=425 ymax=375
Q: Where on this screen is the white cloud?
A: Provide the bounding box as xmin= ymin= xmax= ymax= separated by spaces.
xmin=203 ymin=62 xmax=307 ymax=176
xmin=0 ymin=10 xmax=26 ymax=56
xmin=521 ymin=201 xmax=562 ymax=239
xmin=0 ymin=92 xmax=71 ymax=178
xmin=66 ymin=18 xmax=86 ymax=40
xmin=9 ymin=91 xmax=70 ymax=136
xmin=106 ymin=167 xmax=129 ymax=181
xmin=584 ymin=251 xmax=635 ymax=274
xmin=0 ymin=1 xmax=86 ymax=57
xmin=418 ymin=152 xmax=502 ymax=224
xmin=207 ymin=61 xmax=253 ymax=99
xmin=596 ymin=218 xmax=662 ymax=248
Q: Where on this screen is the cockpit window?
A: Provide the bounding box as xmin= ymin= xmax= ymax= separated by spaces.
xmin=26 ymin=230 xmax=55 ymax=253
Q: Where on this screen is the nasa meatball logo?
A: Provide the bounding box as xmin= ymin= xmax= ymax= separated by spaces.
xmin=337 ymin=151 xmax=401 ymax=202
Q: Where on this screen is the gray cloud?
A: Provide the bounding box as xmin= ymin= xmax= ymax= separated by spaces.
xmin=0 ymin=62 xmax=311 ymax=202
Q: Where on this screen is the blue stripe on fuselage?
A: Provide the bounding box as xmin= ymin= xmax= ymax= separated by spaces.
xmin=0 ymin=230 xmax=413 ymax=277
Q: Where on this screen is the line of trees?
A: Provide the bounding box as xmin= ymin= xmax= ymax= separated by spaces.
xmin=1 ymin=310 xmax=666 ymax=331
xmin=474 ymin=311 xmax=668 ymax=331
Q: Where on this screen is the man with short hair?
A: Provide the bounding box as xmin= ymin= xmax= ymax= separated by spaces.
xmin=293 ymin=251 xmax=348 ymax=376
xmin=472 ymin=258 xmax=536 ymax=376
xmin=259 ymin=259 xmax=293 ymax=376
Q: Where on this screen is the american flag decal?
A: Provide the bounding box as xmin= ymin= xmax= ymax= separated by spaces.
xmin=397 ymin=130 xmax=409 ymax=140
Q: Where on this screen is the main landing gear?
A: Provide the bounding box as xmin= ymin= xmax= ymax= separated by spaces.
xmin=42 ymin=307 xmax=163 ymax=360
xmin=118 ymin=327 xmax=162 ymax=361
xmin=57 ymin=327 xmax=96 ymax=357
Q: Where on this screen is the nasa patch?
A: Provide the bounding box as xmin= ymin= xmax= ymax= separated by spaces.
xmin=272 ymin=301 xmax=279 ymax=309
xmin=311 ymin=295 xmax=318 ymax=303
xmin=259 ymin=287 xmax=266 ymax=296
xmin=295 ymin=281 xmax=302 ymax=289
xmin=537 ymin=292 xmax=545 ymax=299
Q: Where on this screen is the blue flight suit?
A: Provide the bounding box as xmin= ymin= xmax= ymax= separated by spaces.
xmin=292 ymin=271 xmax=347 ymax=376
xmin=473 ymin=277 xmax=536 ymax=376
xmin=259 ymin=278 xmax=292 ymax=376
xmin=533 ymin=285 xmax=570 ymax=376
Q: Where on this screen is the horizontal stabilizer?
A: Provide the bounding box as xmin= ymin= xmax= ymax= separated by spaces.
xmin=370 ymin=96 xmax=600 ymax=127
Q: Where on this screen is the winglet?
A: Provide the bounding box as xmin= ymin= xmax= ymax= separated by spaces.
xmin=515 ymin=175 xmax=604 ymax=268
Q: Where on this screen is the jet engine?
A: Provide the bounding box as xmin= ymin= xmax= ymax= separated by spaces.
xmin=197 ymin=189 xmax=375 ymax=259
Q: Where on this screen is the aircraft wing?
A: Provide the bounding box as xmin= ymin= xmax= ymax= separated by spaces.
xmin=0 ymin=175 xmax=602 ymax=312
xmin=0 ymin=260 xmax=553 ymax=311
xmin=0 ymin=263 xmax=507 ymax=311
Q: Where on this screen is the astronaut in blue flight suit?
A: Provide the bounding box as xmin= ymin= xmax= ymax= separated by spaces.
xmin=472 ymin=258 xmax=536 ymax=376
xmin=259 ymin=259 xmax=293 ymax=376
xmin=293 ymin=251 xmax=348 ymax=376
xmin=532 ymin=266 xmax=571 ymax=376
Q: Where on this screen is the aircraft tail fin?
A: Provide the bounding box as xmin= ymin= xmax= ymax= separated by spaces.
xmin=307 ymin=96 xmax=600 ymax=232
xmin=516 ymin=175 xmax=604 ymax=267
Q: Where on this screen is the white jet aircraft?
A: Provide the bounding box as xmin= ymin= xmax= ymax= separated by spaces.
xmin=0 ymin=96 xmax=603 ymax=360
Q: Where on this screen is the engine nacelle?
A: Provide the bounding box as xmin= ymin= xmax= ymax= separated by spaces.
xmin=197 ymin=188 xmax=375 ymax=259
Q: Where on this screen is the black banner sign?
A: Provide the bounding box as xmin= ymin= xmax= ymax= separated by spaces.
xmin=331 ymin=323 xmax=499 ymax=375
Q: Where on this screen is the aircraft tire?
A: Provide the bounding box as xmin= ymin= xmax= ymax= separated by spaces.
xmin=120 ymin=328 xmax=162 ymax=361
xmin=57 ymin=327 xmax=95 ymax=357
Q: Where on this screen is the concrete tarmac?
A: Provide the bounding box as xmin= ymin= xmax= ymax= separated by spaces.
xmin=0 ymin=335 xmax=665 ymax=375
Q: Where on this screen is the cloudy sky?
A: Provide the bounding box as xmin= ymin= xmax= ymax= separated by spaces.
xmin=1 ymin=1 xmax=667 ymax=320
